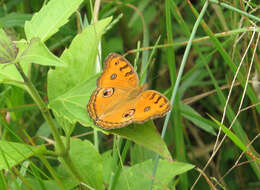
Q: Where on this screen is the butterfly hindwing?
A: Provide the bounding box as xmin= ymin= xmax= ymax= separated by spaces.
xmin=133 ymin=90 xmax=171 ymax=123
xmin=88 ymin=87 xmax=137 ymax=129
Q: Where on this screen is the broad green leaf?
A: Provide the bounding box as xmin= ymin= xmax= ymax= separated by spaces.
xmin=0 ymin=13 xmax=32 ymax=28
xmin=25 ymin=0 xmax=84 ymax=41
xmin=17 ymin=38 xmax=65 ymax=67
xmin=59 ymin=137 xmax=103 ymax=190
xmin=47 ymin=17 xmax=112 ymax=100
xmin=113 ymin=122 xmax=172 ymax=160
xmin=0 ymin=29 xmax=18 ymax=64
xmin=49 ymin=75 xmax=172 ymax=159
xmin=0 ymin=141 xmax=40 ymax=170
xmin=180 ymin=103 xmax=216 ymax=135
xmin=115 ymin=159 xmax=194 ymax=190
xmin=49 ymin=74 xmax=97 ymax=127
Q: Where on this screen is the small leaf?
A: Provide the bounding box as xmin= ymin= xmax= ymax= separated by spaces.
xmin=47 ymin=17 xmax=112 ymax=100
xmin=0 ymin=140 xmax=40 ymax=170
xmin=25 ymin=0 xmax=84 ymax=41
xmin=0 ymin=29 xmax=18 ymax=64
xmin=113 ymin=122 xmax=172 ymax=160
xmin=17 ymin=38 xmax=65 ymax=67
xmin=59 ymin=137 xmax=103 ymax=190
xmin=115 ymin=159 xmax=194 ymax=189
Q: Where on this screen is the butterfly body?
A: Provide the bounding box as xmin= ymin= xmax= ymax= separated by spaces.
xmin=87 ymin=53 xmax=171 ymax=129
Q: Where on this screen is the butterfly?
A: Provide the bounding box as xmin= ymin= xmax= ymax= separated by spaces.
xmin=87 ymin=53 xmax=171 ymax=129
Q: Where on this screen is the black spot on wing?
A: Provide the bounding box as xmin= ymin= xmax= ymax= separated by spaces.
xmin=154 ymin=96 xmax=162 ymax=104
xmin=123 ymin=109 xmax=135 ymax=118
xmin=125 ymin=70 xmax=134 ymax=77
xmin=110 ymin=73 xmax=117 ymax=80
xmin=144 ymin=106 xmax=150 ymax=112
xmin=149 ymin=93 xmax=156 ymax=100
xmin=120 ymin=63 xmax=129 ymax=71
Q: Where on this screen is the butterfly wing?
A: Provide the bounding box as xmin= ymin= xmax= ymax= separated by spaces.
xmin=88 ymin=88 xmax=171 ymax=129
xmin=88 ymin=53 xmax=140 ymax=128
xmin=87 ymin=53 xmax=170 ymax=129
xmin=133 ymin=90 xmax=171 ymax=123
xmin=97 ymin=53 xmax=139 ymax=89
xmin=87 ymin=87 xmax=137 ymax=129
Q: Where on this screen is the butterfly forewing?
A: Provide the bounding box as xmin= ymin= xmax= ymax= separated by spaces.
xmin=97 ymin=53 xmax=139 ymax=89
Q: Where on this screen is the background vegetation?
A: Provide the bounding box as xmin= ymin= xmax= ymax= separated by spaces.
xmin=0 ymin=0 xmax=259 ymax=189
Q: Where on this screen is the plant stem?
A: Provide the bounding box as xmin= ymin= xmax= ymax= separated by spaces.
xmin=209 ymin=0 xmax=260 ymax=22
xmin=15 ymin=63 xmax=65 ymax=154
xmin=15 ymin=63 xmax=84 ymax=182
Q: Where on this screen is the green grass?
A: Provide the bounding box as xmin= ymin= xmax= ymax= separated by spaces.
xmin=0 ymin=0 xmax=259 ymax=189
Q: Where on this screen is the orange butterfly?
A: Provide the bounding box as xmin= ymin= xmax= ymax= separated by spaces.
xmin=87 ymin=53 xmax=171 ymax=129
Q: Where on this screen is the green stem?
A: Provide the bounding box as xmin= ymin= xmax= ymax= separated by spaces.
xmin=210 ymin=0 xmax=260 ymax=22
xmin=15 ymin=63 xmax=84 ymax=182
xmin=15 ymin=63 xmax=65 ymax=154
xmin=37 ymin=154 xmax=66 ymax=190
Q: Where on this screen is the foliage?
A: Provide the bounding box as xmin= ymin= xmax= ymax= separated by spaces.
xmin=0 ymin=0 xmax=259 ymax=189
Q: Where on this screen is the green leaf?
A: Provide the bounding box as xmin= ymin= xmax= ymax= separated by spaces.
xmin=0 ymin=141 xmax=40 ymax=170
xmin=49 ymin=74 xmax=172 ymax=159
xmin=0 ymin=13 xmax=32 ymax=28
xmin=113 ymin=122 xmax=172 ymax=160
xmin=35 ymin=121 xmax=52 ymax=145
xmin=102 ymin=150 xmax=114 ymax=185
xmin=208 ymin=115 xmax=247 ymax=152
xmin=180 ymin=103 xmax=216 ymax=135
xmin=21 ymin=165 xmax=77 ymax=190
xmin=59 ymin=137 xmax=103 ymax=190
xmin=49 ymin=74 xmax=97 ymax=127
xmin=47 ymin=17 xmax=112 ymax=100
xmin=54 ymin=112 xmax=75 ymax=136
xmin=48 ymin=17 xmax=112 ymax=132
xmin=115 ymin=159 xmax=194 ymax=190
xmin=130 ymin=144 xmax=157 ymax=165
xmin=17 ymin=38 xmax=65 ymax=67
xmin=19 ymin=178 xmax=59 ymax=190
xmin=0 ymin=29 xmax=18 ymax=64
xmin=56 ymin=164 xmax=79 ymax=189
xmin=24 ymin=0 xmax=84 ymax=41
xmin=0 ymin=40 xmax=30 ymax=88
